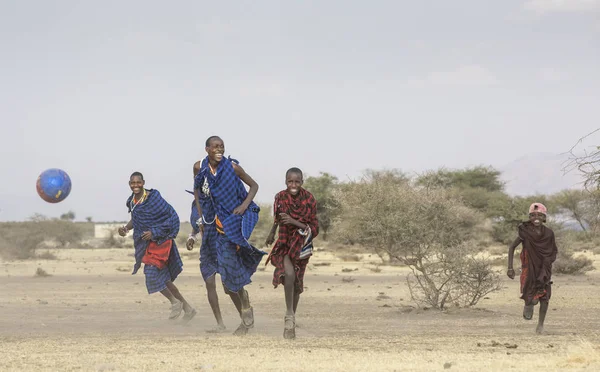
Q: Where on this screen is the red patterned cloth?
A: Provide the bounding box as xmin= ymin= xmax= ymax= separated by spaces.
xmin=266 ymin=188 xmax=318 ymax=293
xmin=142 ymin=240 xmax=173 ymax=270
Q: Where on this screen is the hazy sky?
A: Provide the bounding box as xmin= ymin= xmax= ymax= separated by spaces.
xmin=1 ymin=0 xmax=599 ymax=222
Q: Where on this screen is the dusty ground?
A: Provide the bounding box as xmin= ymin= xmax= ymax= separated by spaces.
xmin=1 ymin=247 xmax=600 ymax=372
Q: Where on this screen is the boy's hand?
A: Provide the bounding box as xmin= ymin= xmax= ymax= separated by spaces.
xmin=265 ymin=232 xmax=275 ymax=247
xmin=233 ymin=203 xmax=248 ymax=215
xmin=279 ymin=213 xmax=295 ymax=225
xmin=118 ymin=226 xmax=128 ymax=237
xmin=507 ymin=268 xmax=515 ymax=279
xmin=141 ymin=231 xmax=153 ymax=241
xmin=186 ymin=234 xmax=196 ymax=251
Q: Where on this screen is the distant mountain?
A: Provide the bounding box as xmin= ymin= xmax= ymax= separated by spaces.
xmin=498 ymin=152 xmax=584 ymax=196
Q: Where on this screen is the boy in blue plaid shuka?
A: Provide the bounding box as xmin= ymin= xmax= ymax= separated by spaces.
xmin=118 ymin=172 xmax=196 ymax=322
xmin=192 ymin=136 xmax=266 ymax=336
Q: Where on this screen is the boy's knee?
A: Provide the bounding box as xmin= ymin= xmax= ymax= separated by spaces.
xmin=284 ymin=268 xmax=295 ymax=281
xmin=205 ymin=275 xmax=216 ymax=287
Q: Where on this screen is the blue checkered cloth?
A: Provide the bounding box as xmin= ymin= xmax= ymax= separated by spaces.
xmin=216 ymin=233 xmax=264 ymax=293
xmin=143 ymin=242 xmax=183 ymax=294
xmin=193 ymin=156 xmax=266 ymax=290
xmin=126 ymin=189 xmax=180 ymax=275
xmin=188 ymin=196 xmax=219 ymax=280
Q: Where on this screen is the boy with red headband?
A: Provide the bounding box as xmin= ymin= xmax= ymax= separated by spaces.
xmin=507 ymin=203 xmax=558 ymax=334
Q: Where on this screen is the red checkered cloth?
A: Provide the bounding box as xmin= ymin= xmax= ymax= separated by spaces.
xmin=266 ymin=188 xmax=318 ymax=293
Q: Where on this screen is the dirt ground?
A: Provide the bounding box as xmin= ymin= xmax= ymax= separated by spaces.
xmin=1 ymin=247 xmax=600 ymax=372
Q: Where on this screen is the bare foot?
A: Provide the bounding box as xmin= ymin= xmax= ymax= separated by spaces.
xmin=536 ymin=325 xmax=544 ymax=334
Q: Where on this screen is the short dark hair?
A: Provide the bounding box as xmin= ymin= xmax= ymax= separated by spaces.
xmin=205 ymin=136 xmax=223 ymax=147
xmin=286 ymin=167 xmax=303 ymax=179
xmin=130 ymin=171 xmax=144 ymax=180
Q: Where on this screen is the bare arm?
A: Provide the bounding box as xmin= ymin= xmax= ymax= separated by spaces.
xmin=192 ymin=161 xmax=203 ymax=221
xmin=507 ymin=237 xmax=522 ymax=270
xmin=265 ymin=223 xmax=278 ymax=247
xmin=507 ymin=237 xmax=522 ymax=279
xmin=193 ymin=161 xmax=201 ymax=177
xmin=194 ymin=188 xmax=203 ymax=223
xmin=232 ymin=163 xmax=259 ymax=214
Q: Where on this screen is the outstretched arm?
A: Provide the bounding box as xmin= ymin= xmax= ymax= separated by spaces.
xmin=232 ymin=163 xmax=259 ymax=215
xmin=507 ymin=237 xmax=522 ymax=279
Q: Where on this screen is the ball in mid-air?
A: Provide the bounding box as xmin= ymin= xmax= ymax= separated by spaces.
xmin=36 ymin=168 xmax=72 ymax=203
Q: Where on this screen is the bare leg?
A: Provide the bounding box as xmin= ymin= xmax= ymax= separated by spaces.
xmin=536 ymin=301 xmax=548 ymax=334
xmin=227 ymin=286 xmax=254 ymax=335
xmin=293 ymin=293 xmax=300 ymax=314
xmin=160 ymin=287 xmax=177 ymax=303
xmin=284 ymin=255 xmax=295 ymax=316
xmin=225 ymin=285 xmax=243 ymax=316
xmin=205 ymin=275 xmax=225 ymax=329
xmin=160 ymin=286 xmax=183 ymax=320
xmin=165 ymin=282 xmax=193 ymax=312
xmin=283 ymin=255 xmax=297 ymax=339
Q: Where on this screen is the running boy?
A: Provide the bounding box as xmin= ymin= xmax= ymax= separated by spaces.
xmin=118 ymin=172 xmax=196 ymax=321
xmin=265 ymin=167 xmax=319 ymax=339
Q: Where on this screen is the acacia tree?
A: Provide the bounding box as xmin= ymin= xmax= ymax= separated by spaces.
xmin=334 ymin=175 xmax=501 ymax=309
xmin=551 ymin=189 xmax=590 ymax=231
xmin=303 ymin=172 xmax=341 ymax=240
xmin=564 ymin=128 xmax=600 ymax=190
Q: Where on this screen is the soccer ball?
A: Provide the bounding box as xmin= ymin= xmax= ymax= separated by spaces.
xmin=36 ymin=168 xmax=72 ymax=203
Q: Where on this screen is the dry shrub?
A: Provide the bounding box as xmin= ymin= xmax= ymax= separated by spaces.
xmin=487 ymin=244 xmax=507 ymax=256
xmin=248 ymin=203 xmax=274 ymax=247
xmin=554 ymin=250 xmax=594 ymax=275
xmin=335 ymin=178 xmax=501 ymax=309
xmin=103 ymin=232 xmax=126 ymax=248
xmin=370 ymin=265 xmax=382 ymax=273
xmin=37 ymin=251 xmax=58 ymax=260
xmin=35 ymin=267 xmax=51 ymax=277
xmin=0 ymin=225 xmax=45 ymax=259
xmin=337 ymin=253 xmax=361 ymax=262
xmin=0 ymin=219 xmax=84 ymax=259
